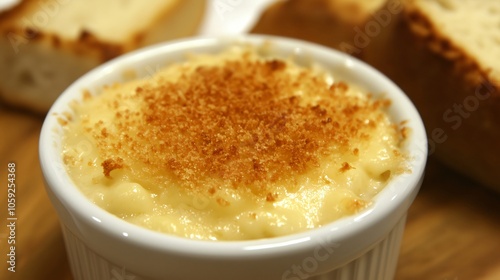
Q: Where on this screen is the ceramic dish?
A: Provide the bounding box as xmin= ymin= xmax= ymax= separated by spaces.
xmin=39 ymin=35 xmax=427 ymax=280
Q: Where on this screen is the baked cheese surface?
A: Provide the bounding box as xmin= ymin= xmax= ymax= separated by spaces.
xmin=62 ymin=46 xmax=408 ymax=240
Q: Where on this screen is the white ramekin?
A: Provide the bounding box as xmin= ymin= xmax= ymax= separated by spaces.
xmin=39 ymin=35 xmax=427 ymax=280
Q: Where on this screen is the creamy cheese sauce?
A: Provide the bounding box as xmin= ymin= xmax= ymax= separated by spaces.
xmin=61 ymin=46 xmax=408 ymax=241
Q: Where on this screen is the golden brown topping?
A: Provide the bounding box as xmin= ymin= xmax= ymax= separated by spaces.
xmin=101 ymin=157 xmax=124 ymax=178
xmin=346 ymin=198 xmax=367 ymax=213
xmin=57 ymin=117 xmax=68 ymax=126
xmin=101 ymin=128 xmax=108 ymax=137
xmin=266 ymin=192 xmax=278 ymax=202
xmin=266 ymin=59 xmax=286 ymax=71
xmin=82 ymin=90 xmax=92 ymax=101
xmin=380 ymin=170 xmax=391 ymax=181
xmin=401 ymin=126 xmax=410 ymax=140
xmin=216 ymin=197 xmax=230 ymax=207
xmin=89 ymin=52 xmax=392 ymax=195
xmin=339 ymin=162 xmax=354 ymax=173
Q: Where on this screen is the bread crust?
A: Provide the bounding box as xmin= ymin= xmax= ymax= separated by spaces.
xmin=368 ymin=3 xmax=500 ymax=191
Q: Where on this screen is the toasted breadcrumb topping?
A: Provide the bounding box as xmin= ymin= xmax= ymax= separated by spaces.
xmin=87 ymin=49 xmax=395 ymax=196
xmin=60 ymin=47 xmax=410 ymax=240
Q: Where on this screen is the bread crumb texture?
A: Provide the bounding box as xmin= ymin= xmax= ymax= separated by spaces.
xmin=61 ymin=46 xmax=408 ymax=240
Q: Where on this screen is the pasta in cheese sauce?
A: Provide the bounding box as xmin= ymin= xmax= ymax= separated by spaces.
xmin=61 ymin=46 xmax=408 ymax=241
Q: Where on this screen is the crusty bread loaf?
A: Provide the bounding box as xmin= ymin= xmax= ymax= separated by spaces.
xmin=252 ymin=0 xmax=500 ymax=192
xmin=0 ymin=0 xmax=205 ymax=113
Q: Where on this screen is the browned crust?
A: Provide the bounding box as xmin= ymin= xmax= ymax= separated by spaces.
xmin=85 ymin=52 xmax=400 ymax=196
xmin=0 ymin=0 xmax=182 ymax=62
xmin=404 ymin=3 xmax=500 ymax=91
xmin=0 ymin=0 xmax=206 ymax=114
xmin=366 ymin=1 xmax=500 ymax=191
xmin=101 ymin=157 xmax=124 ymax=178
xmin=1 ymin=26 xmax=127 ymax=62
xmin=339 ymin=162 xmax=354 ymax=173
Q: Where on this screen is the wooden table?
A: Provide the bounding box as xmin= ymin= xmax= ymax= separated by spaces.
xmin=1 ymin=103 xmax=499 ymax=280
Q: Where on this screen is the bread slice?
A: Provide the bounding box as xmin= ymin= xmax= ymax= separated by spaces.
xmin=251 ymin=0 xmax=500 ymax=192
xmin=370 ymin=0 xmax=500 ymax=191
xmin=407 ymin=0 xmax=500 ymax=84
xmin=0 ymin=0 xmax=206 ymax=113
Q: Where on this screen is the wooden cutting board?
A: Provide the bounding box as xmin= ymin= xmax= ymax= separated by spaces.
xmin=0 ymin=104 xmax=499 ymax=280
